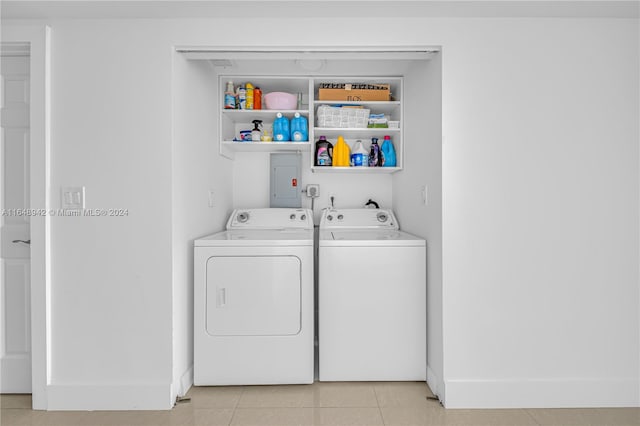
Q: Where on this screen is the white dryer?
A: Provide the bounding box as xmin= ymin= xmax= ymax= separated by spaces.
xmin=194 ymin=208 xmax=314 ymax=385
xmin=318 ymin=208 xmax=426 ymax=381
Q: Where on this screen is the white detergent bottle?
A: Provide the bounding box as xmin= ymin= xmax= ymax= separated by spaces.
xmin=350 ymin=140 xmax=369 ymax=167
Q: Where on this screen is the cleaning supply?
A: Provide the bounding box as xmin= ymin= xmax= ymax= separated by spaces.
xmin=273 ymin=113 xmax=290 ymax=141
xmin=350 ymin=140 xmax=369 ymax=167
xmin=237 ymin=86 xmax=246 ymax=109
xmin=254 ymin=87 xmax=262 ymax=110
xmin=369 ymin=137 xmax=381 ymax=167
xmin=290 ymin=112 xmax=308 ymax=141
xmin=381 ymin=135 xmax=396 ymax=167
xmin=332 ymin=135 xmax=351 ymax=167
xmin=245 ymin=83 xmax=254 ymax=110
xmin=315 ymin=136 xmax=333 ymax=166
xmin=251 ymin=120 xmax=263 ymax=141
xmin=224 ymin=81 xmax=236 ymax=109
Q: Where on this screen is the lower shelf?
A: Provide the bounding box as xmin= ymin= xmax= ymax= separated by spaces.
xmin=222 ymin=141 xmax=312 ymax=152
xmin=311 ymin=166 xmax=401 ymax=174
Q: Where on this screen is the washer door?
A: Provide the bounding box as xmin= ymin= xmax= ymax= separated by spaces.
xmin=205 ymin=255 xmax=301 ymax=336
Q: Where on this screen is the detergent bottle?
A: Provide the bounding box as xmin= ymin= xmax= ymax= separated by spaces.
xmin=245 ymin=82 xmax=254 ymax=110
xmin=273 ymin=113 xmax=290 ymax=141
xmin=332 ymin=135 xmax=351 ymax=167
xmin=381 ymin=135 xmax=397 ymax=167
xmin=369 ymin=137 xmax=381 ymax=167
xmin=315 ymin=136 xmax=333 ymax=166
xmin=290 ymin=112 xmax=308 ymax=141
xmin=224 ymin=81 xmax=236 ymax=109
xmin=350 ymin=140 xmax=369 ymax=167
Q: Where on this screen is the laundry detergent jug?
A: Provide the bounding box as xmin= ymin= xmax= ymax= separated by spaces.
xmin=290 ymin=112 xmax=308 ymax=141
xmin=332 ymin=135 xmax=351 ymax=167
xmin=273 ymin=112 xmax=290 ymax=141
xmin=315 ymin=136 xmax=333 ymax=166
xmin=381 ymin=135 xmax=397 ymax=167
xmin=350 ymin=140 xmax=369 ymax=167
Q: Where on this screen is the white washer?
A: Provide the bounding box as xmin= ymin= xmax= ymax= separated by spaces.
xmin=194 ymin=208 xmax=314 ymax=385
xmin=318 ymin=208 xmax=426 ymax=381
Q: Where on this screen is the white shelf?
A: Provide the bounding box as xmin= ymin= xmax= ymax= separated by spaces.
xmin=222 ymin=109 xmax=309 ymax=118
xmin=222 ymin=141 xmax=311 ymax=153
xmin=311 ymin=166 xmax=401 ymax=174
xmin=218 ymin=76 xmax=403 ymax=171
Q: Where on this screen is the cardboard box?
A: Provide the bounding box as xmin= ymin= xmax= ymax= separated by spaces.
xmin=318 ymin=83 xmax=390 ymax=102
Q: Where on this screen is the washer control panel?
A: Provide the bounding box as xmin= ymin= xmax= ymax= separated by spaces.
xmin=227 ymin=208 xmax=313 ymax=230
xmin=320 ymin=208 xmax=399 ymax=230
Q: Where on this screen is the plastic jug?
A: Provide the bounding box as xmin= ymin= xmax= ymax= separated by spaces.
xmin=350 ymin=140 xmax=369 ymax=167
xmin=315 ymin=136 xmax=333 ymax=166
xmin=273 ymin=113 xmax=290 ymax=142
xmin=332 ymin=135 xmax=351 ymax=167
xmin=381 ymin=135 xmax=396 ymax=167
xmin=290 ymin=113 xmax=308 ymax=142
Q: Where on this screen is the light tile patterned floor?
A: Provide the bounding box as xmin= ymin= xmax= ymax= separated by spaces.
xmin=1 ymin=382 xmax=639 ymax=425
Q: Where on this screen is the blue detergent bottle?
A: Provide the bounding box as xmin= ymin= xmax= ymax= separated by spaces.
xmin=290 ymin=112 xmax=308 ymax=141
xmin=381 ymin=135 xmax=397 ymax=167
xmin=273 ymin=113 xmax=290 ymax=141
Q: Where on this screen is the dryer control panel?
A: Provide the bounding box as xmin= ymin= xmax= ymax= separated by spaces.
xmin=227 ymin=208 xmax=313 ymax=230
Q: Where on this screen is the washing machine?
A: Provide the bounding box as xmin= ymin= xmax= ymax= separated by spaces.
xmin=194 ymin=208 xmax=314 ymax=385
xmin=318 ymin=208 xmax=426 ymax=381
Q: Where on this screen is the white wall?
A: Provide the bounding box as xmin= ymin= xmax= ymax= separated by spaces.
xmin=171 ymin=54 xmax=233 ymax=400
xmin=393 ymin=56 xmax=444 ymax=397
xmin=45 ymin=21 xmax=175 ymax=409
xmin=436 ymin=18 xmax=639 ymax=407
xmin=3 ymin=12 xmax=638 ymax=410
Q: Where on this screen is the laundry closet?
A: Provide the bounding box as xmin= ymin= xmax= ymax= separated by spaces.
xmin=175 ymin=47 xmax=443 ymax=389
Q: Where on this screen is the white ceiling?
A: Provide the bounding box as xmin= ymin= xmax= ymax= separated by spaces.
xmin=1 ymin=0 xmax=638 ymax=20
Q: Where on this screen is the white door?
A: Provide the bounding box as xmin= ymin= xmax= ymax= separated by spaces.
xmin=0 ymin=49 xmax=32 ymax=393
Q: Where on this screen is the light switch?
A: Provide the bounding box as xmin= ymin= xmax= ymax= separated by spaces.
xmin=61 ymin=186 xmax=85 ymax=210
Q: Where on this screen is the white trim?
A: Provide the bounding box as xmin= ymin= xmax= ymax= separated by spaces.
xmin=426 ymin=364 xmax=444 ymax=402
xmin=1 ymin=23 xmax=51 ymax=410
xmin=175 ymin=365 xmax=193 ymax=398
xmin=444 ymin=378 xmax=640 ymax=408
xmin=46 ymin=383 xmax=174 ymax=411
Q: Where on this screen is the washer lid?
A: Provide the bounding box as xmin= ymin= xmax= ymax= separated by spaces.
xmin=195 ymin=229 xmax=314 ymax=247
xmin=320 ymin=208 xmax=399 ymax=230
xmin=319 ymin=230 xmax=425 ymax=247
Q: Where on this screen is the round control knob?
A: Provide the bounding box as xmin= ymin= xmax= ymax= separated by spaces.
xmin=237 ymin=212 xmax=249 ymax=223
xmin=376 ymin=212 xmax=388 ymax=223
xmin=300 ymin=214 xmax=307 ymax=221
xmin=337 ymin=214 xmax=344 ymax=220
xmin=327 ymin=215 xmax=333 ymax=221
xmin=290 ymin=214 xmax=296 ymax=220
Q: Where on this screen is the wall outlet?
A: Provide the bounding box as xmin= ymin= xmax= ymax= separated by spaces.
xmin=305 ymin=184 xmax=319 ymax=198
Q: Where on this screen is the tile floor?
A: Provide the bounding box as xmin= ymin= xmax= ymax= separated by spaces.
xmin=1 ymin=382 xmax=639 ymax=426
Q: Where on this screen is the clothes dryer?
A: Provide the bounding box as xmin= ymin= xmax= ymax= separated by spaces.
xmin=318 ymin=208 xmax=426 ymax=381
xmin=194 ymin=208 xmax=314 ymax=385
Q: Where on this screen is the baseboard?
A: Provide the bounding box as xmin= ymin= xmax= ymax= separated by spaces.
xmin=46 ymin=383 xmax=174 ymax=411
xmin=444 ymin=378 xmax=640 ymax=408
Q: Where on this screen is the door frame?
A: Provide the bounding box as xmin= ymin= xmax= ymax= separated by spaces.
xmin=1 ymin=24 xmax=50 ymax=410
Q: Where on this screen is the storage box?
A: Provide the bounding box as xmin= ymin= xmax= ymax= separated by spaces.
xmin=318 ymin=83 xmax=390 ymax=102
